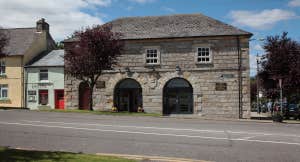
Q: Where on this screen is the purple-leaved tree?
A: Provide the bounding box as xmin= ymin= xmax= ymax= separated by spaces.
xmin=64 ymin=25 xmax=124 ymax=110
xmin=0 ymin=27 xmax=8 ymax=58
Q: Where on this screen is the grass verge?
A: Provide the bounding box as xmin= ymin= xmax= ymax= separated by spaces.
xmin=0 ymin=146 xmax=136 ymax=162
xmin=38 ymin=109 xmax=161 ymax=117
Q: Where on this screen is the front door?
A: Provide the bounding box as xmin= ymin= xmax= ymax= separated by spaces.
xmin=164 ymin=89 xmax=193 ymax=114
xmin=119 ymin=91 xmax=130 ymax=111
xmin=114 ymin=79 xmax=142 ymax=112
xmin=163 ymin=78 xmax=193 ymax=115
xmin=117 ymin=89 xmax=140 ymax=112
xmin=79 ymin=82 xmax=91 ymax=110
xmin=55 ymin=90 xmax=64 ymax=109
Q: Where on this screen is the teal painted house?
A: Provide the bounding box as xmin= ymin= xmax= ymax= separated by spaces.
xmin=25 ymin=50 xmax=64 ymax=110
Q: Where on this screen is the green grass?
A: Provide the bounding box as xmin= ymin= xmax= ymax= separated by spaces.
xmin=0 ymin=147 xmax=136 ymax=162
xmin=39 ymin=109 xmax=161 ymax=117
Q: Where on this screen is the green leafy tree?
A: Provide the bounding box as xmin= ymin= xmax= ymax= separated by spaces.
xmin=259 ymin=32 xmax=300 ymax=103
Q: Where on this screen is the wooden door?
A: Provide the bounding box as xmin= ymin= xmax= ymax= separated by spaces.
xmin=55 ymin=90 xmax=64 ymax=109
xmin=79 ymin=82 xmax=91 ymax=110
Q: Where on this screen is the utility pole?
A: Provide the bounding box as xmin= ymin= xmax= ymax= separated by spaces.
xmin=256 ymin=53 xmax=260 ymax=114
xmin=279 ymin=78 xmax=283 ymax=114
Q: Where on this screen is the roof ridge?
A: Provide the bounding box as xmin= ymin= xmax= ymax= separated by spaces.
xmin=111 ymin=13 xmax=204 ymax=21
xmin=1 ymin=27 xmax=35 ymax=30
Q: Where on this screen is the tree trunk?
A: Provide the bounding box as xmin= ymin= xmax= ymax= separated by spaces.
xmin=89 ymin=83 xmax=94 ymax=111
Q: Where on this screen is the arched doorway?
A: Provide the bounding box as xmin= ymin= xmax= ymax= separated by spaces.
xmin=114 ymin=78 xmax=142 ymax=112
xmin=79 ymin=82 xmax=91 ymax=110
xmin=163 ymin=78 xmax=193 ymax=115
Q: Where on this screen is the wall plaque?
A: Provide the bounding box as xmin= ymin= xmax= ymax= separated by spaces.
xmin=96 ymin=81 xmax=106 ymax=88
xmin=215 ymin=83 xmax=227 ymax=91
xmin=222 ymin=74 xmax=235 ymax=78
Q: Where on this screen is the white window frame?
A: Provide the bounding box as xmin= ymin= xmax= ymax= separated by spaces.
xmin=195 ymin=47 xmax=212 ymax=64
xmin=145 ymin=48 xmax=160 ymax=65
xmin=0 ymin=60 xmax=6 ymax=75
xmin=0 ymin=84 xmax=8 ymax=99
xmin=39 ymin=69 xmax=49 ymax=82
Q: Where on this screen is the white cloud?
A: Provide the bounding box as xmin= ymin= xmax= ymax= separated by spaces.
xmin=254 ymin=44 xmax=264 ymax=51
xmin=0 ymin=0 xmax=112 ymax=41
xmin=288 ymin=0 xmax=300 ymax=7
xmin=249 ymin=54 xmax=257 ymax=76
xmin=129 ymin=0 xmax=155 ymax=4
xmin=161 ymin=7 xmax=176 ymax=13
xmin=229 ymin=9 xmax=296 ymax=29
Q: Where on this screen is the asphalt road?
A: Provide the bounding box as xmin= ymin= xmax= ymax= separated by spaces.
xmin=0 ymin=110 xmax=300 ymax=162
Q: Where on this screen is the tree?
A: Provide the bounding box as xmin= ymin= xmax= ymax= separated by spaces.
xmin=0 ymin=27 xmax=8 ymax=58
xmin=56 ymin=42 xmax=64 ymax=49
xmin=250 ymin=77 xmax=257 ymax=103
xmin=259 ymin=32 xmax=300 ymax=102
xmin=64 ymin=25 xmax=124 ymax=110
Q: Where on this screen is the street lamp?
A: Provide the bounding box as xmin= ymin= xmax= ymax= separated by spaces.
xmin=251 ymin=38 xmax=265 ymax=114
xmin=256 ymin=54 xmax=266 ymax=113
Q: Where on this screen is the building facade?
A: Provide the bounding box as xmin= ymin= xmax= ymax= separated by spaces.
xmin=25 ymin=50 xmax=64 ymax=110
xmin=64 ymin=14 xmax=252 ymax=118
xmin=0 ymin=19 xmax=56 ymax=108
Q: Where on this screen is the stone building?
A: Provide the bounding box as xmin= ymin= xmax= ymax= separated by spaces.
xmin=64 ymin=14 xmax=252 ymax=118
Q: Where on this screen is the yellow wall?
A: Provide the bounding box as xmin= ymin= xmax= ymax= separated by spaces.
xmin=0 ymin=56 xmax=23 ymax=107
xmin=0 ymin=30 xmax=51 ymax=108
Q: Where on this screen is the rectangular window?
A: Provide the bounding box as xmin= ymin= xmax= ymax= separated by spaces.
xmin=0 ymin=60 xmax=6 ymax=75
xmin=145 ymin=49 xmax=159 ymax=65
xmin=39 ymin=69 xmax=48 ymax=81
xmin=197 ymin=47 xmax=211 ymax=63
xmin=39 ymin=90 xmax=48 ymax=105
xmin=0 ymin=84 xmax=8 ymax=99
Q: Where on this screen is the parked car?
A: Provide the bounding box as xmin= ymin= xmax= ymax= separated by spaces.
xmin=283 ymin=104 xmax=300 ymax=120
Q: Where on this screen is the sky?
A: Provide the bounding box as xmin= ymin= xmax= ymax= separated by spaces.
xmin=0 ymin=0 xmax=299 ymax=76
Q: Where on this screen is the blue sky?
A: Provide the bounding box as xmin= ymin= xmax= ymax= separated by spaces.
xmin=0 ymin=0 xmax=299 ymax=76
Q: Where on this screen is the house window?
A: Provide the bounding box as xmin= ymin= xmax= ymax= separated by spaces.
xmin=197 ymin=47 xmax=211 ymax=63
xmin=39 ymin=90 xmax=48 ymax=105
xmin=145 ymin=49 xmax=160 ymax=65
xmin=0 ymin=60 xmax=6 ymax=75
xmin=39 ymin=69 xmax=48 ymax=81
xmin=0 ymin=84 xmax=8 ymax=99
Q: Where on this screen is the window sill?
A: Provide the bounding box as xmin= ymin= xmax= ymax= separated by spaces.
xmin=144 ymin=64 xmax=161 ymax=67
xmin=0 ymin=98 xmax=11 ymax=103
xmin=195 ymin=62 xmax=213 ymax=65
xmin=39 ymin=80 xmax=50 ymax=83
xmin=0 ymin=74 xmax=7 ymax=78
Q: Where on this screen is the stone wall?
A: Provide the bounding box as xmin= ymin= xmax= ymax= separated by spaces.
xmin=65 ymin=36 xmax=251 ymax=119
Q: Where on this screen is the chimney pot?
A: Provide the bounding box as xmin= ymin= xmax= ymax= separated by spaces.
xmin=36 ymin=18 xmax=49 ymax=32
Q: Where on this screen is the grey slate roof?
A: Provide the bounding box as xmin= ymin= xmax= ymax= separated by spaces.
xmin=27 ymin=50 xmax=64 ymax=67
xmin=64 ymin=14 xmax=252 ymax=42
xmin=1 ymin=28 xmax=37 ymax=55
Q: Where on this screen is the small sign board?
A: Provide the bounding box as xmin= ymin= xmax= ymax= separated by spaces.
xmin=96 ymin=81 xmax=106 ymax=89
xmin=28 ymin=90 xmax=36 ymax=95
xmin=28 ymin=96 xmax=36 ymax=102
xmin=215 ymin=83 xmax=227 ymax=91
xmin=222 ymin=74 xmax=234 ymax=79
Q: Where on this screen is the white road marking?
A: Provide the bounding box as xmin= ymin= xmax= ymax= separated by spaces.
xmin=21 ymin=120 xmax=300 ymax=138
xmin=1 ymin=121 xmax=300 ymax=146
xmin=238 ymin=135 xmax=260 ymax=140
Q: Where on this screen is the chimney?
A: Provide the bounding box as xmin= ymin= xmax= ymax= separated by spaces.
xmin=36 ymin=18 xmax=49 ymax=32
